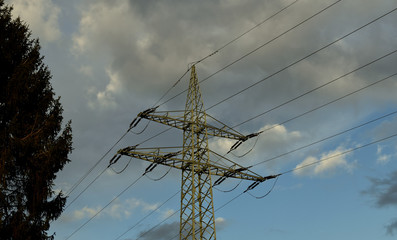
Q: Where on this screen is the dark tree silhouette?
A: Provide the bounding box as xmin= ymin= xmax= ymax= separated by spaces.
xmin=0 ymin=1 xmax=72 ymax=239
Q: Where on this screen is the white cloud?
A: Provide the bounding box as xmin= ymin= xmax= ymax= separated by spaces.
xmin=294 ymin=146 xmax=355 ymax=177
xmin=376 ymin=145 xmax=392 ymax=165
xmin=8 ymin=0 xmax=61 ymax=42
xmin=86 ymin=68 xmax=123 ymax=110
xmin=65 ymin=197 xmax=161 ymax=221
xmin=161 ymin=209 xmax=176 ymax=219
xmin=209 ymin=138 xmax=235 ymax=154
xmin=73 ymin=206 xmax=101 ymax=220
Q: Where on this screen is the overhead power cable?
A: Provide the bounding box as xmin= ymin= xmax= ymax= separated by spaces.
xmin=112 ymin=92 xmax=397 ymax=239
xmin=248 ymin=71 xmax=397 ymax=138
xmin=136 ymin=208 xmax=181 ymax=240
xmin=158 ymin=0 xmax=343 ymax=107
xmin=232 ymin=52 xmax=397 ymax=129
xmin=65 ymin=129 xmax=130 ymax=197
xmin=281 ymin=131 xmax=397 ymax=175
xmin=164 ymin=131 xmax=397 ymax=240
xmin=130 ymin=5 xmax=397 ymax=151
xmin=64 ymin=167 xmax=108 ymax=210
xmin=133 ymin=67 xmax=396 ymax=167
xmin=152 ymin=0 xmax=300 ymax=107
xmin=251 ymin=109 xmax=397 ymax=168
xmin=112 ymin=122 xmax=397 ymax=240
xmin=64 ymin=174 xmax=144 ymax=240
xmin=193 ymin=0 xmax=300 ymax=65
xmin=207 ymin=6 xmax=397 ymax=110
xmin=63 ymin=127 xmax=177 ymax=210
xmin=114 ymin=190 xmax=181 ymax=240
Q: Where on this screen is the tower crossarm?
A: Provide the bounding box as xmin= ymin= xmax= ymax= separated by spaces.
xmin=113 ymin=146 xmax=276 ymax=183
xmin=137 ymin=110 xmax=248 ymax=141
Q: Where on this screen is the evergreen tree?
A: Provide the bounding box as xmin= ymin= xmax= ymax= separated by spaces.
xmin=0 ymin=1 xmax=72 ymax=239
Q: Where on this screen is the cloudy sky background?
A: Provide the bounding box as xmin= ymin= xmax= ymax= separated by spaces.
xmin=5 ymin=0 xmax=397 ymax=239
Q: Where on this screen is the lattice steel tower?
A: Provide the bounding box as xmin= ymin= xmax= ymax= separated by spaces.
xmin=112 ymin=65 xmax=277 ymax=239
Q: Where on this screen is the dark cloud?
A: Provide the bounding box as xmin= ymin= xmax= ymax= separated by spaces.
xmin=386 ymin=219 xmax=397 ymax=236
xmin=137 ymin=221 xmax=178 ymax=240
xmin=136 ymin=217 xmax=227 ymax=240
xmin=364 ymin=171 xmax=397 ymax=208
xmin=363 ymin=171 xmax=397 ymax=235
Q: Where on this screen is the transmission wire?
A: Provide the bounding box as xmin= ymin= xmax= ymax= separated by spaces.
xmin=65 ymin=129 xmax=130 ymax=196
xmin=250 ymin=71 xmax=397 ymax=138
xmin=110 ymin=109 xmax=397 ymax=240
xmin=193 ymin=0 xmax=300 ymax=65
xmin=207 ymin=6 xmax=397 ymax=110
xmin=159 ymin=0 xmax=343 ymax=107
xmin=114 ymin=190 xmax=181 ymax=240
xmin=124 ymin=0 xmax=393 ymax=149
xmin=154 ymin=0 xmax=300 ymax=108
xmin=281 ymin=132 xmax=397 ymax=175
xmin=64 ymin=174 xmax=145 ymax=240
xmin=252 ymin=109 xmax=397 ymax=168
xmin=61 ymin=0 xmax=298 ymax=216
xmin=72 ymin=2 xmax=395 ymax=237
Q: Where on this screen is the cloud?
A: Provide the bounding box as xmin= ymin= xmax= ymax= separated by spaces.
xmin=7 ymin=0 xmax=61 ymax=42
xmin=376 ymin=145 xmax=392 ymax=165
xmin=363 ymin=171 xmax=397 ymax=235
xmin=294 ymin=146 xmax=355 ymax=177
xmin=85 ymin=68 xmax=124 ymax=110
xmin=364 ymin=171 xmax=397 ymax=208
xmin=386 ymin=219 xmax=397 ymax=236
xmin=137 ymin=217 xmax=227 ymax=240
xmin=138 ymin=221 xmax=179 ymax=240
xmin=72 ymin=206 xmax=101 ymax=220
xmin=215 ymin=217 xmax=228 ymax=230
xmin=65 ymin=197 xmax=161 ymax=221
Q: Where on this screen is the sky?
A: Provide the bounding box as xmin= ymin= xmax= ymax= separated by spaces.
xmin=5 ymin=0 xmax=397 ymax=239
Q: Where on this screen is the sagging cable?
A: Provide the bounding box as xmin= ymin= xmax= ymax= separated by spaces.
xmin=108 ymin=145 xmax=139 ymax=167
xmin=227 ymin=132 xmax=260 ymax=153
xmin=247 ymin=176 xmax=279 ymax=199
xmin=145 ymin=166 xmax=173 ymax=181
xmin=144 ymin=151 xmax=181 ymax=175
xmin=244 ymin=174 xmax=281 ymax=192
xmin=131 ymin=121 xmax=151 ymax=135
xmin=128 ymin=107 xmax=158 ymax=131
xmin=110 ymin=157 xmax=133 ymax=174
xmin=214 ymin=179 xmax=243 ymax=193
xmin=213 ymin=166 xmax=248 ymax=187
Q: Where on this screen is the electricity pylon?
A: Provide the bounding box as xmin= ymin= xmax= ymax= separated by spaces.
xmin=112 ymin=65 xmax=278 ymax=239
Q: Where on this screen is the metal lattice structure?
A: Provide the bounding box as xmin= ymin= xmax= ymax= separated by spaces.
xmin=112 ymin=65 xmax=277 ymax=239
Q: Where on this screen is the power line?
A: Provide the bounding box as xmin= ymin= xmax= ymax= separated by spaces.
xmin=281 ymin=132 xmax=397 ymax=175
xmin=249 ymin=71 xmax=397 ymax=138
xmin=64 ymin=174 xmax=144 ymax=240
xmin=114 ymin=190 xmax=180 ymax=240
xmin=109 ymin=78 xmax=397 ymax=239
xmin=65 ymin=129 xmax=130 ymax=197
xmin=207 ymin=6 xmax=397 ymax=110
xmin=106 ymin=107 xmax=397 ymax=240
xmin=158 ymin=0 xmax=343 ymax=107
xmin=64 ymin=167 xmax=107 ymax=210
xmin=233 ymin=53 xmax=397 ymax=128
xmin=62 ymin=126 xmax=177 ymax=211
xmin=128 ymin=5 xmax=397 ymax=154
xmin=153 ymin=0 xmax=300 ymax=108
xmin=229 ymin=70 xmax=397 ymax=158
xmin=193 ymin=0 xmax=300 ymax=65
xmin=251 ymin=109 xmax=397 ymax=168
